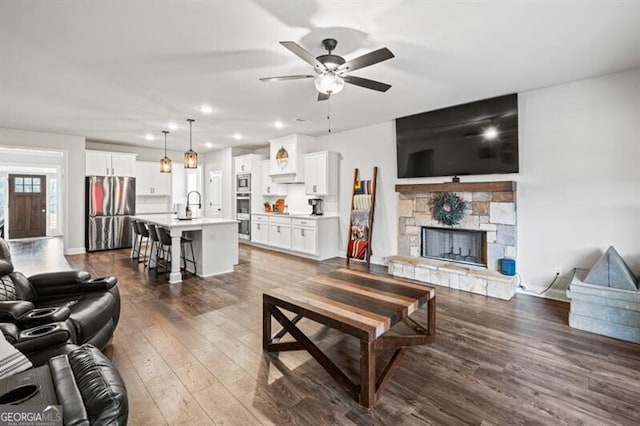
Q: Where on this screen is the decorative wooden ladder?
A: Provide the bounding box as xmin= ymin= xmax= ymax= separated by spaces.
xmin=346 ymin=167 xmax=378 ymax=268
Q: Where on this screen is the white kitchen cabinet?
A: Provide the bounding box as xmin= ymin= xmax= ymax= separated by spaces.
xmin=86 ymin=150 xmax=136 ymax=176
xmin=235 ymin=156 xmax=251 ymax=174
xmin=251 ymin=214 xmax=269 ymax=244
xmin=249 ymin=214 xmax=339 ymax=260
xmin=86 ymin=151 xmax=111 ymax=176
xmin=234 ymin=154 xmax=264 ymax=174
xmin=291 ymin=219 xmax=317 ymax=255
xmin=136 ymin=161 xmax=171 ymax=196
xmin=304 ymin=151 xmax=339 ymax=196
xmin=290 ymin=217 xmax=339 ymax=258
xmin=110 ymin=153 xmax=136 ymax=176
xmin=268 ymin=216 xmax=292 ymax=249
xmin=260 ymin=160 xmax=286 ymax=196
xmin=268 ymin=134 xmax=315 ymax=183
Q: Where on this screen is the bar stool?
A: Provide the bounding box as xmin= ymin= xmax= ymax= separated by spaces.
xmin=155 ymin=227 xmax=198 ymax=279
xmin=180 ymin=234 xmax=197 ymax=275
xmin=131 ymin=219 xmax=141 ymax=260
xmin=135 ymin=221 xmax=150 ymax=265
xmin=146 ymin=224 xmax=161 ymax=270
xmin=155 ymin=227 xmax=173 ymax=278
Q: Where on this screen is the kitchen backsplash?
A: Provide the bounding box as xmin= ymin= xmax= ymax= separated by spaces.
xmin=261 ymin=183 xmax=338 ymax=216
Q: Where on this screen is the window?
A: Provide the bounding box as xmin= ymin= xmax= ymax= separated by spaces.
xmin=48 ymin=177 xmax=57 ymax=229
xmin=14 ymin=176 xmax=41 ymax=193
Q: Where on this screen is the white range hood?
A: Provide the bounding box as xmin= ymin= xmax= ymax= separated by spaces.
xmin=269 ymin=134 xmax=315 ymax=183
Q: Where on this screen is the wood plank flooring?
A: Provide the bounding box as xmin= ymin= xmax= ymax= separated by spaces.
xmin=8 ymin=238 xmax=640 ymax=425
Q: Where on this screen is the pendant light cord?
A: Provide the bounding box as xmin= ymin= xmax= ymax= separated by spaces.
xmin=163 ymin=130 xmax=168 ymax=156
xmin=327 ymin=98 xmax=332 ymax=133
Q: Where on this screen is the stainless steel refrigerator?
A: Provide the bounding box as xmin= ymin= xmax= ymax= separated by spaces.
xmin=86 ymin=176 xmax=136 ymax=251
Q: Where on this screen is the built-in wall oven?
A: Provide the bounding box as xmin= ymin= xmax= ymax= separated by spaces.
xmin=236 ymin=173 xmax=251 ymax=192
xmin=237 ymin=193 xmax=251 ymax=240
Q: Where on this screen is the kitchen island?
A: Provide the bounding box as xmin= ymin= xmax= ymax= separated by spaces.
xmin=133 ymin=214 xmax=238 ymax=283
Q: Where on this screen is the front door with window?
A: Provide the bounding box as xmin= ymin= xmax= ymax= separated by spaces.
xmin=8 ymin=174 xmax=47 ymax=239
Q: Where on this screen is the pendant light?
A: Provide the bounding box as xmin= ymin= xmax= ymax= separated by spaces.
xmin=184 ymin=118 xmax=198 ymax=169
xmin=160 ymin=130 xmax=172 ymax=173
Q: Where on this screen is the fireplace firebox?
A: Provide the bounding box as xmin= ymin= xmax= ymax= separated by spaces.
xmin=421 ymin=227 xmax=487 ymax=267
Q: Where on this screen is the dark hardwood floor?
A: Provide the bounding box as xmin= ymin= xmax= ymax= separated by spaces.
xmin=8 ymin=238 xmax=640 ymax=425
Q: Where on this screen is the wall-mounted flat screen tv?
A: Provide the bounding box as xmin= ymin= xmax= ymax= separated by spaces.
xmin=396 ymin=93 xmax=519 ymax=178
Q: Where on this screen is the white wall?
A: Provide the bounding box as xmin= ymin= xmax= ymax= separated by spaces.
xmin=0 ymin=127 xmax=85 ymax=254
xmin=203 ymin=148 xmax=234 ymax=219
xmin=308 ymin=68 xmax=640 ymax=290
xmin=518 ymin=68 xmax=640 ymax=290
xmin=311 ymin=122 xmax=399 ymax=265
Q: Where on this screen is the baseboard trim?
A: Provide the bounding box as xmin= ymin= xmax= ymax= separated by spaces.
xmin=65 ymin=247 xmax=86 ymax=255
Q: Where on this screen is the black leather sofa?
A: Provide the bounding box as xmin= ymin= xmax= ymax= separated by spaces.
xmin=0 ymin=336 xmax=128 ymax=425
xmin=0 ymin=238 xmax=120 ymax=352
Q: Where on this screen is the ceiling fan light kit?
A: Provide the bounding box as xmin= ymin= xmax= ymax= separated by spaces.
xmin=315 ymin=72 xmax=345 ymax=95
xmin=260 ymin=38 xmax=394 ymax=101
xmin=184 ymin=118 xmax=198 ymax=169
xmin=160 ymin=130 xmax=172 ymax=173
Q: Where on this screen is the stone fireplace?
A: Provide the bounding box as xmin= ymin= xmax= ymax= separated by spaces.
xmin=388 ymin=181 xmax=518 ymax=300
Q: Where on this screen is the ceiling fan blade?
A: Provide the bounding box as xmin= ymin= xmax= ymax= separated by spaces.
xmin=337 ymin=47 xmax=394 ymax=72
xmin=343 ymin=75 xmax=391 ymax=92
xmin=280 ymin=41 xmax=327 ymax=72
xmin=317 ymin=92 xmax=330 ymax=101
xmin=259 ymin=74 xmax=314 ymax=82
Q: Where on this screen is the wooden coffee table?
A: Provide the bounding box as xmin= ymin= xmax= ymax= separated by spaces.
xmin=263 ymin=268 xmax=436 ymax=408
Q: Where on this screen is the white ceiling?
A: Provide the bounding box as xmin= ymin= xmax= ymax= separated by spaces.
xmin=1 ymin=0 xmax=639 ymax=153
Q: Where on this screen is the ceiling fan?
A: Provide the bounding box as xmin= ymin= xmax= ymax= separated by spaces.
xmin=260 ymin=38 xmax=394 ymax=101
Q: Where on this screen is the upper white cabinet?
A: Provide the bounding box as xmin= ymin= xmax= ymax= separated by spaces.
xmin=86 ymin=150 xmax=136 ymax=176
xmin=304 ymin=151 xmax=339 ymax=196
xmin=136 ymin=161 xmax=171 ymax=196
xmin=234 ymin=154 xmax=264 ymax=174
xmin=269 ymin=134 xmax=315 ymax=183
xmin=260 ymin=160 xmax=286 ymax=196
xmin=110 ymin=153 xmax=136 ymax=176
xmin=235 ymin=156 xmax=251 ymax=174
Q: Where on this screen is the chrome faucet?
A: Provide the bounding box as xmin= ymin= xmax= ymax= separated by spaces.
xmin=186 ymin=191 xmax=202 ymax=214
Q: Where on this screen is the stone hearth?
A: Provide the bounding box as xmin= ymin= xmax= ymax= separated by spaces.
xmin=388 ymin=255 xmax=516 ymax=300
xmin=390 ymin=181 xmax=517 ymax=300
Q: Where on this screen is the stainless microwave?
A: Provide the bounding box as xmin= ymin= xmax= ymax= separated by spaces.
xmin=236 ymin=173 xmax=250 ymax=192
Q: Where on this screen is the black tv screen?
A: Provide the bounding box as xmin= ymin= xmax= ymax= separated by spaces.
xmin=396 ymin=94 xmax=519 ymax=178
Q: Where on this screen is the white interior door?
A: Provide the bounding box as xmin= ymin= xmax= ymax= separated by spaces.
xmin=207 ymin=170 xmax=223 ymax=218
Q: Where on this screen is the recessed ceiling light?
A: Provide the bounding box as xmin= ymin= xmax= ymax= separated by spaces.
xmin=201 ymin=105 xmax=213 ymax=114
xmin=205 ymin=142 xmax=214 ymax=148
xmin=274 ymin=120 xmax=284 ymax=129
xmin=144 ymin=134 xmax=154 ymax=141
xmin=168 ymin=122 xmax=178 ymax=130
xmin=233 ymin=133 xmax=242 ymax=140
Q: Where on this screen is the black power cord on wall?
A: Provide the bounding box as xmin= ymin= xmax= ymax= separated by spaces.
xmin=519 ymin=272 xmax=561 ymax=295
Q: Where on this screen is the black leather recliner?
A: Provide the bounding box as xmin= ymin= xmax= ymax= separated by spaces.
xmin=0 ymin=238 xmax=120 ymax=350
xmin=48 ymin=344 xmax=128 ymax=425
xmin=0 ymin=331 xmax=128 ymax=425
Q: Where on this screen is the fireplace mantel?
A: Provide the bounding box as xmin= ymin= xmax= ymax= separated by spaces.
xmin=395 ymin=181 xmax=516 ymax=193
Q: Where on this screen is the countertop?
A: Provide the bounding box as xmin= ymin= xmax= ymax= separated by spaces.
xmin=252 ymin=212 xmax=339 ymax=220
xmin=133 ymin=214 xmax=237 ymax=228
